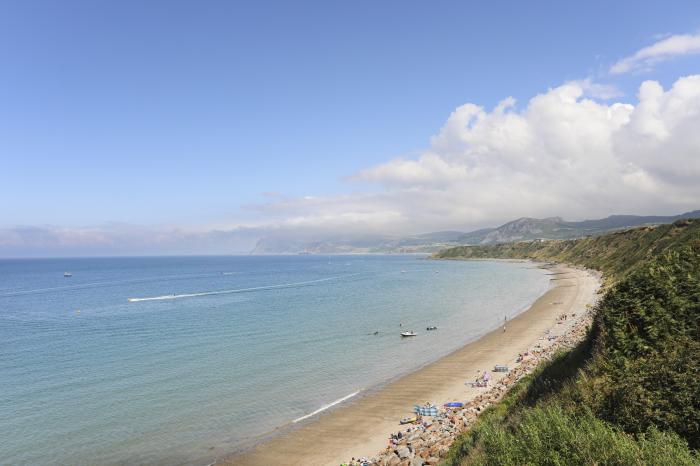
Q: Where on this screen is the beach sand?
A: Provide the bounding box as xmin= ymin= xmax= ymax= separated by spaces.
xmin=223 ymin=264 xmax=600 ymax=466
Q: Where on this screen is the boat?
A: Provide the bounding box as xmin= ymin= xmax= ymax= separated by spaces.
xmin=64 ymin=272 xmax=72 ymax=277
xmin=426 ymin=326 xmax=438 ymax=331
xmin=399 ymin=416 xmax=417 ymax=424
xmin=401 ymin=331 xmax=417 ymax=337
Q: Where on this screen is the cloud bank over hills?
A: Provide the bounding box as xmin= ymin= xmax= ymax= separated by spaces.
xmin=3 ymin=73 xmax=700 ymax=256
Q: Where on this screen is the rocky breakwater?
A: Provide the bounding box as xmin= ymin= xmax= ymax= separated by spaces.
xmin=343 ymin=306 xmax=595 ymax=466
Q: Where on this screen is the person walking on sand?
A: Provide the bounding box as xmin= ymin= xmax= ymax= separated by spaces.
xmin=503 ymin=316 xmax=507 ymax=333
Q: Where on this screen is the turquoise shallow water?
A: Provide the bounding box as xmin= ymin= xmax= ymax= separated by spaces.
xmin=0 ymin=255 xmax=549 ymax=465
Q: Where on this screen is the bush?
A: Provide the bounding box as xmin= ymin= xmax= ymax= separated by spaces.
xmin=453 ymin=406 xmax=698 ymax=466
xmin=440 ymin=223 xmax=700 ymax=464
xmin=591 ymin=246 xmax=700 ymax=447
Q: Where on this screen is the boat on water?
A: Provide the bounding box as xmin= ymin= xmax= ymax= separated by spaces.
xmin=64 ymin=272 xmax=72 ymax=277
xmin=426 ymin=326 xmax=438 ymax=331
xmin=401 ymin=331 xmax=417 ymax=337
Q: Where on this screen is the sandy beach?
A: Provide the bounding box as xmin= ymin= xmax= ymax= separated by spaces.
xmin=224 ymin=264 xmax=600 ymax=466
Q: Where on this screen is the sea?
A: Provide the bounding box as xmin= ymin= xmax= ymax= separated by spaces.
xmin=0 ymin=255 xmax=550 ymax=465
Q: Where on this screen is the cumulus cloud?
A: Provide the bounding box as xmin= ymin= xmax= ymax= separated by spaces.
xmin=611 ymin=32 xmax=700 ymax=74
xmin=290 ymin=75 xmax=700 ymax=232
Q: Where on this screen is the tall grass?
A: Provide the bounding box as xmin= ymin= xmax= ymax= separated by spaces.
xmin=453 ymin=406 xmax=697 ymax=466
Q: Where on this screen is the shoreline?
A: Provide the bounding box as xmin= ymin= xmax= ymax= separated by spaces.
xmin=222 ymin=263 xmax=600 ymax=466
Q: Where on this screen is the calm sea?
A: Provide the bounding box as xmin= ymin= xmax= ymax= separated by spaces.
xmin=0 ymin=255 xmax=549 ymax=465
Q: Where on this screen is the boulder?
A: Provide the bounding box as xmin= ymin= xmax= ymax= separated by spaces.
xmin=386 ymin=455 xmax=401 ymax=466
xmin=396 ymin=446 xmax=412 ymax=460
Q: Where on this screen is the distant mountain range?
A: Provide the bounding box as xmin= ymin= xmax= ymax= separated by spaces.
xmin=250 ymin=210 xmax=700 ymax=254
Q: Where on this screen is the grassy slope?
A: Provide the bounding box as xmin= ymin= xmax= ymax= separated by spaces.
xmin=438 ymin=219 xmax=700 ymax=465
xmin=436 ymin=219 xmax=700 ymax=282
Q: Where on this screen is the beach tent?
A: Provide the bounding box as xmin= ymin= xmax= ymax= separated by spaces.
xmin=414 ymin=405 xmax=438 ymax=416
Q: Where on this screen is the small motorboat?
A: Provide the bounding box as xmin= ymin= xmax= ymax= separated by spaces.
xmin=401 ymin=331 xmax=417 ymax=337
xmin=64 ymin=272 xmax=72 ymax=277
xmin=426 ymin=326 xmax=438 ymax=331
xmin=399 ymin=416 xmax=417 ymax=424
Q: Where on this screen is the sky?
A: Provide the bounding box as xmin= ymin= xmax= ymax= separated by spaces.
xmin=1 ymin=0 xmax=700 ymax=256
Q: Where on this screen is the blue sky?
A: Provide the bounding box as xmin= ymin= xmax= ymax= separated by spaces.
xmin=1 ymin=1 xmax=700 ymax=255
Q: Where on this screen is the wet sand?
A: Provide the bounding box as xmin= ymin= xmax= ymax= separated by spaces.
xmin=223 ymin=265 xmax=600 ymax=466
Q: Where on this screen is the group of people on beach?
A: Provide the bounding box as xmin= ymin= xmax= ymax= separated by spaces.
xmin=469 ymin=370 xmax=491 ymax=388
xmin=557 ymin=312 xmax=574 ymax=322
xmin=341 ymin=289 xmax=599 ymax=466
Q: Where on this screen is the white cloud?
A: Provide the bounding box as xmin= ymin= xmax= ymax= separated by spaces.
xmin=339 ymin=75 xmax=700 ymax=228
xmin=611 ymin=32 xmax=700 ymax=74
xmin=576 ymin=78 xmax=624 ymax=100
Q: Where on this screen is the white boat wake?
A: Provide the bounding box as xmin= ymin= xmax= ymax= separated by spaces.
xmin=127 ymin=273 xmax=362 ymax=302
xmin=292 ymin=390 xmax=361 ymax=423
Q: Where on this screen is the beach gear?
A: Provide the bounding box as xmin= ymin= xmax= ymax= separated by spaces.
xmin=467 ymin=380 xmax=488 ymax=387
xmin=414 ymin=404 xmax=438 ymax=416
xmin=494 ymin=365 xmax=509 ymax=372
xmin=400 ymin=416 xmax=418 ymax=424
xmin=443 ymin=402 xmax=463 ymax=408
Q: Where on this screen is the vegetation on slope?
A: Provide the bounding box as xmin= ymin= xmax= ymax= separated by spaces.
xmin=439 ymin=219 xmax=700 ymax=465
xmin=435 ymin=218 xmax=700 ymax=282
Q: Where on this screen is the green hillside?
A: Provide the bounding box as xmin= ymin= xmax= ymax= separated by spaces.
xmin=437 ymin=219 xmax=700 ymax=465
xmin=435 ymin=218 xmax=700 ymax=282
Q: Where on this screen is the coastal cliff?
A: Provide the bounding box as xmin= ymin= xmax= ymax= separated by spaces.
xmin=436 ymin=219 xmax=700 ymax=465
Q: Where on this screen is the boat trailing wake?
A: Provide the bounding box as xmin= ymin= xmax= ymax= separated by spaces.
xmin=292 ymin=390 xmax=361 ymax=423
xmin=127 ymin=273 xmax=362 ymax=302
xmin=0 ymin=271 xmax=236 ymax=299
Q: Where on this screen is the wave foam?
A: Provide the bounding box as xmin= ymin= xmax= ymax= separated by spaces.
xmin=292 ymin=390 xmax=360 ymax=423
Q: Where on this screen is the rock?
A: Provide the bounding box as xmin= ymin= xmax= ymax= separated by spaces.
xmin=410 ymin=457 xmax=424 ymax=466
xmin=386 ymin=455 xmax=401 ymax=466
xmin=396 ymin=446 xmax=412 ymax=459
